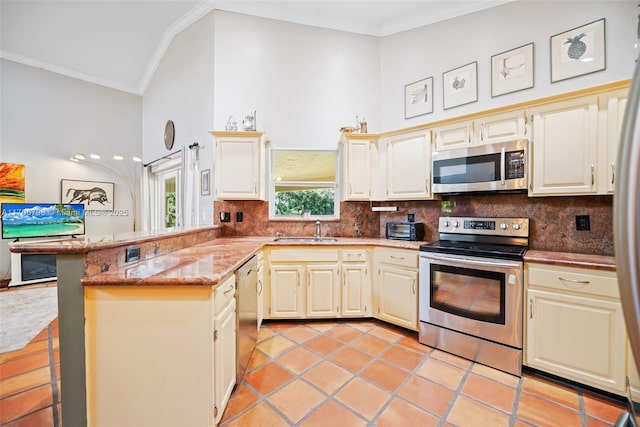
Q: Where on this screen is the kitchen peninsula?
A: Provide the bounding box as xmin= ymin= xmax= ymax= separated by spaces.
xmin=9 ymin=228 xmax=422 ymax=426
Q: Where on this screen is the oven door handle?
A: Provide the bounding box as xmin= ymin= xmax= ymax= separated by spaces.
xmin=420 ymin=252 xmax=521 ymax=269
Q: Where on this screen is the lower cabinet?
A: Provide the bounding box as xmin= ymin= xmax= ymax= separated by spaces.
xmin=525 ymin=262 xmax=626 ymax=395
xmin=213 ymin=275 xmax=237 ymax=424
xmin=256 ymin=251 xmax=265 ymax=330
xmin=84 ymin=274 xmax=237 ymax=427
xmin=266 ymin=247 xmax=371 ymax=320
xmin=374 ymin=248 xmax=418 ymax=331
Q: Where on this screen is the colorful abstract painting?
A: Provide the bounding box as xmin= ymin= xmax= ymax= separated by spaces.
xmin=0 ymin=163 xmax=26 ymax=203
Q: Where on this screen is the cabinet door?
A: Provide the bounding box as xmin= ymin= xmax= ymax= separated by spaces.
xmin=628 ymin=344 xmax=640 ymax=401
xmin=476 ymin=110 xmax=528 ymax=145
xmin=215 ymin=135 xmax=262 ymax=199
xmin=606 ymin=90 xmax=628 ymax=193
xmin=257 ymin=257 xmax=264 ymax=330
xmin=526 ymin=288 xmax=626 ymax=393
xmin=214 ymin=298 xmax=236 ymax=424
xmin=433 ymin=121 xmax=473 ymax=151
xmin=307 ymin=264 xmax=340 ymax=317
xmin=386 ymin=132 xmax=432 ymax=199
xmin=529 ymin=97 xmax=599 ymax=195
xmin=378 ymin=264 xmax=418 ymax=331
xmin=269 ymin=264 xmax=304 ymax=318
xmin=342 ymin=264 xmax=369 ymax=317
xmin=343 ymin=137 xmax=372 ymax=200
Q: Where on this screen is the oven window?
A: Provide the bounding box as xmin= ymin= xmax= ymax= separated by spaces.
xmin=430 ymin=264 xmax=506 ymax=324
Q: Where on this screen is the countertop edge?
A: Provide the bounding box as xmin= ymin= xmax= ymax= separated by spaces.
xmin=524 ymin=250 xmax=616 ymax=271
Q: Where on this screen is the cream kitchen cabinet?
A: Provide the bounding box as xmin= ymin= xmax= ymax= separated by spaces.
xmin=267 ymin=248 xmax=340 ymax=319
xmin=269 ymin=263 xmax=305 ymax=318
xmin=628 ymin=345 xmax=640 ymax=401
xmin=307 ymin=264 xmax=340 ymax=317
xmin=384 ymin=130 xmax=434 ymax=200
xmin=525 ymin=263 xmax=626 ymax=395
xmin=211 ymin=131 xmax=267 ymax=200
xmin=432 ymin=110 xmax=527 ymax=151
xmin=341 ymin=249 xmax=371 ymax=317
xmin=528 ymin=96 xmax=599 ymax=196
xmin=256 ymin=251 xmax=264 ymax=330
xmin=213 ymin=275 xmax=237 ymax=424
xmin=84 ymin=274 xmax=237 ymax=427
xmin=374 ymin=248 xmax=418 ymax=331
xmin=340 ymin=133 xmax=377 ymax=200
xmin=604 ymin=88 xmax=628 ymax=193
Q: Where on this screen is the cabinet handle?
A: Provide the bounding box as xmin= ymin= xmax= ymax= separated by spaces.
xmin=257 ymin=279 xmax=263 ymax=296
xmin=390 ymin=255 xmax=405 ymax=260
xmin=558 ymin=276 xmax=590 ymax=287
xmin=529 ymin=298 xmax=533 ymax=319
xmin=611 ymin=162 xmax=615 ymax=185
xmin=425 ymin=179 xmax=429 ymax=193
xmin=224 ymin=286 xmax=234 ymax=295
xmin=412 ymin=278 xmax=416 ymax=294
xmin=591 ymin=164 xmax=595 ymax=186
xmin=523 ymin=111 xmax=528 ymax=135
xmin=467 ymin=126 xmax=472 ymax=143
xmin=254 ymin=182 xmax=257 ymax=193
xmin=480 ymin=123 xmax=485 ymax=141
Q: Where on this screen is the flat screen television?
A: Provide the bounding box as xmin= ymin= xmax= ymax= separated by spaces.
xmin=1 ymin=203 xmax=85 ymax=240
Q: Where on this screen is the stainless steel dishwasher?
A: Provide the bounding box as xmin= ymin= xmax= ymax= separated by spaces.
xmin=235 ymin=256 xmax=258 ymax=384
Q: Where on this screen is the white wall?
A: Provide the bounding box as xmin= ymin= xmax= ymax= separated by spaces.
xmin=142 ymin=12 xmax=216 ymax=226
xmin=381 ymin=1 xmax=636 ymax=131
xmin=211 ymin=11 xmax=381 ymax=149
xmin=0 ymin=59 xmax=141 ymax=281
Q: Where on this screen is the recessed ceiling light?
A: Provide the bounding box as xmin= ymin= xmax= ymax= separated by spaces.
xmin=113 ymin=154 xmax=124 ymax=160
xmin=74 ymin=153 xmax=86 ymax=160
xmin=132 ymin=156 xmax=142 ymax=162
xmin=90 ymin=153 xmax=101 ymax=159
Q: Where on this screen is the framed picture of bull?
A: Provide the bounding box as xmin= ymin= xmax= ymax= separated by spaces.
xmin=61 ymin=179 xmax=114 ymax=211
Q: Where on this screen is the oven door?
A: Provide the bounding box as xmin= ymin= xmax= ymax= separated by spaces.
xmin=419 ymin=251 xmax=523 ymax=348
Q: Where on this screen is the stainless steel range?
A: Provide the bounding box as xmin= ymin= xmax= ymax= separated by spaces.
xmin=419 ymin=216 xmax=529 ymax=376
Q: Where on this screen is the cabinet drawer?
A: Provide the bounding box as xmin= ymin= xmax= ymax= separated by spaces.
xmin=527 ymin=263 xmax=618 ymax=299
xmin=214 ymin=275 xmax=236 ymax=314
xmin=342 ymin=249 xmax=368 ymax=262
xmin=376 ymin=248 xmax=418 ymax=268
xmin=270 ymin=248 xmax=339 ymax=262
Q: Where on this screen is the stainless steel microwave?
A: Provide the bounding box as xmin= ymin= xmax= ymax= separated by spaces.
xmin=432 ymin=139 xmax=528 ymax=194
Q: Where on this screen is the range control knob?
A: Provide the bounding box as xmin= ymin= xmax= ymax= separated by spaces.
xmin=513 ymin=223 xmax=521 ymax=230
xmin=443 ymin=220 xmax=450 ymax=228
xmin=453 ymin=221 xmax=460 ymax=228
xmin=500 ymin=223 xmax=508 ymax=230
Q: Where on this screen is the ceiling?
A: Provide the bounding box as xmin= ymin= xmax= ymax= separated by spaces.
xmin=0 ymin=0 xmax=513 ymax=95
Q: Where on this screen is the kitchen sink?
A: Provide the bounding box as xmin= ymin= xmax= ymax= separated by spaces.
xmin=273 ymin=237 xmax=338 ymax=243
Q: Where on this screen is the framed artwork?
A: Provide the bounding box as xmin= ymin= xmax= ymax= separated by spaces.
xmin=61 ymin=179 xmax=114 ymax=211
xmin=491 ymin=43 xmax=534 ymax=97
xmin=550 ymin=18 xmax=605 ymax=83
xmin=0 ymin=162 xmax=25 ymax=203
xmin=201 ymin=169 xmax=211 ymax=195
xmin=443 ymin=62 xmax=478 ymax=110
xmin=404 ymin=76 xmax=433 ymax=119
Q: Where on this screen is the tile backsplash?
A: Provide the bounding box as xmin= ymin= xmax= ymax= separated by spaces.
xmin=215 ymin=193 xmax=614 ymax=255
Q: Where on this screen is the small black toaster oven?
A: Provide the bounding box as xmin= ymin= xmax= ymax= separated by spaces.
xmin=385 ymin=221 xmax=425 ymax=241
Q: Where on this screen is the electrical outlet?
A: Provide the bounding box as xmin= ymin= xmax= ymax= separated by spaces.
xmin=220 ymin=212 xmax=231 ymax=222
xmin=125 ymin=247 xmax=141 ymax=263
xmin=576 ymin=215 xmax=590 ymax=231
xmin=236 ymin=212 xmax=243 ymax=222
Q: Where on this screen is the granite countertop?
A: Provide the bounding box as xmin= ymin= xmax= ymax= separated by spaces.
xmin=8 ymin=226 xmax=220 ymax=254
xmin=80 ymin=236 xmax=424 ymax=287
xmin=524 ymin=250 xmax=616 ymax=271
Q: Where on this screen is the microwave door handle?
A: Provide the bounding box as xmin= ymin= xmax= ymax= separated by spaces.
xmin=500 ymin=147 xmax=506 ymax=185
xmin=421 ymin=252 xmax=521 ymax=269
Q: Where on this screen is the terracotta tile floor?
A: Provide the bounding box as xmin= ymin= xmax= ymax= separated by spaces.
xmin=0 ymin=282 xmax=634 ymax=426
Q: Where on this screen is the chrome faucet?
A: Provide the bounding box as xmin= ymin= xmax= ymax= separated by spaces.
xmin=314 ymin=220 xmax=322 ymax=240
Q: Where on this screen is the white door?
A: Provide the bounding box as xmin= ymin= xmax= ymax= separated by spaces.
xmin=147 ymin=157 xmax=183 ymax=230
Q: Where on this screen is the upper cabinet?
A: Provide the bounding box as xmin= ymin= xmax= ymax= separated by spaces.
xmin=383 ymin=130 xmax=434 ymax=200
xmin=432 ymin=110 xmax=528 ymax=151
xmin=604 ymin=89 xmax=628 ymax=193
xmin=528 ymin=96 xmax=599 ymax=196
xmin=211 ymin=131 xmax=267 ymax=200
xmin=528 ymin=86 xmax=629 ymax=197
xmin=340 ymin=133 xmax=376 ymax=201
